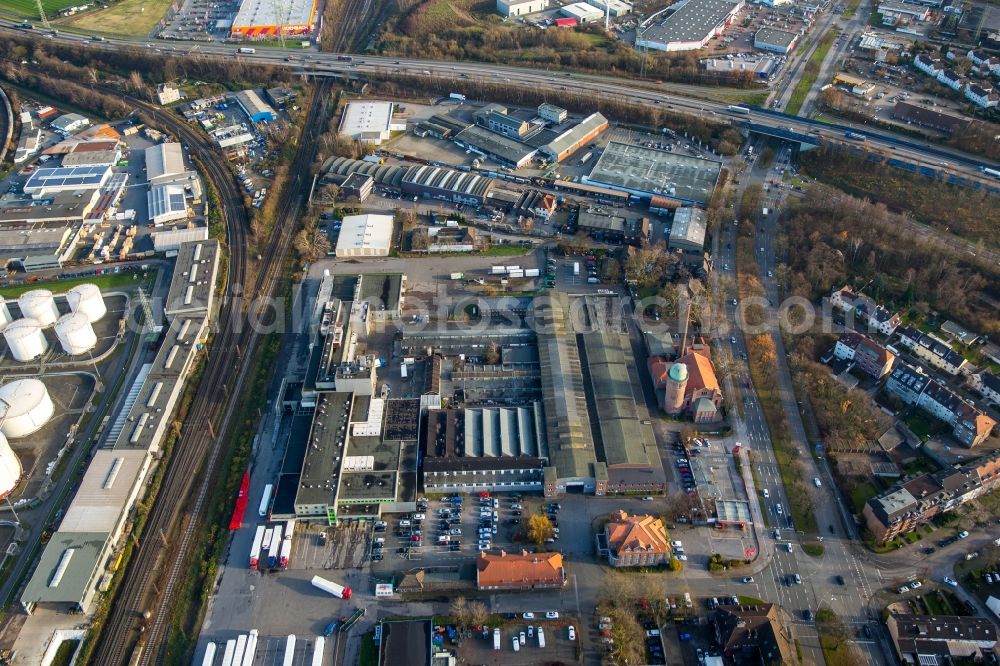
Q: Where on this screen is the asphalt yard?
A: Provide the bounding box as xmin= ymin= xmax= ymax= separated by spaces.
xmin=290 ymin=523 xmax=370 ymax=570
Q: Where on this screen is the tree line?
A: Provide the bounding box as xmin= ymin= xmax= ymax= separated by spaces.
xmin=778 ymin=186 xmax=1000 ymax=337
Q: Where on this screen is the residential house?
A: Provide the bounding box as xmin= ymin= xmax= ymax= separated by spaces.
xmin=476 ymin=550 xmax=566 ymax=591
xmin=828 ymin=286 xmax=900 ymax=335
xmin=833 ymin=332 xmax=896 ymax=378
xmin=885 ymin=364 xmax=995 ymax=447
xmin=965 ymin=83 xmax=1000 ymax=108
xmin=869 ymin=306 xmax=902 ymax=336
xmin=968 ymin=48 xmax=991 ymax=66
xmin=913 ymin=53 xmax=943 ymax=76
xmin=895 ymin=326 xmax=968 ymax=375
xmin=887 ymin=613 xmax=997 ymax=665
xmin=714 ymin=604 xmax=796 ymax=665
xmin=971 ymin=371 xmax=1000 ymax=406
xmin=601 ymin=510 xmax=672 ymax=567
xmin=936 ymin=68 xmax=965 ymax=91
xmin=939 ymin=320 xmax=980 ymax=345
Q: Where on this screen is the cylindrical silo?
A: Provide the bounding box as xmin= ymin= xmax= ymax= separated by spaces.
xmin=0 ymin=378 xmax=55 ymax=438
xmin=0 ymin=432 xmax=22 ymax=500
xmin=55 ymin=312 xmax=97 ymax=355
xmin=66 ymin=283 xmax=107 ymax=323
xmin=18 ymin=289 xmax=59 ymax=327
xmin=3 ymin=318 xmax=48 ymax=362
xmin=0 ymin=299 xmax=11 ymax=331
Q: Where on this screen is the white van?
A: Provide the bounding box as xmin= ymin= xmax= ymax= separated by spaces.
xmin=813 ymin=478 xmax=822 ymax=488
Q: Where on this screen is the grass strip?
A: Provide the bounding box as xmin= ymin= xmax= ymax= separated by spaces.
xmin=786 ymin=30 xmax=838 ymax=116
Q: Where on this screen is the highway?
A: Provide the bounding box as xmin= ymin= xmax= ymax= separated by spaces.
xmin=1 ymin=19 xmax=1000 ymax=187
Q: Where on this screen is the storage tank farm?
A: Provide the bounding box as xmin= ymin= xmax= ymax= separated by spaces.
xmin=0 ymin=299 xmax=11 ymax=330
xmin=0 ymin=432 xmax=22 ymax=500
xmin=17 ymin=289 xmax=59 ymax=327
xmin=3 ymin=318 xmax=48 ymax=362
xmin=55 ymin=312 xmax=97 ymax=355
xmin=0 ymin=378 xmax=55 ymax=439
xmin=66 ymin=283 xmax=107 ymax=323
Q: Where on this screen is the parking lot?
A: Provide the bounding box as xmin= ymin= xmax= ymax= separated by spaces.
xmin=252 ymin=635 xmax=324 ymax=666
xmin=290 ymin=522 xmax=369 ymax=570
xmin=157 ymin=0 xmax=242 ymax=41
xmin=457 ymin=619 xmax=578 ymax=665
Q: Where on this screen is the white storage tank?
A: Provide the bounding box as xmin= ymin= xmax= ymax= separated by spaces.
xmin=4 ymin=318 xmax=48 ymax=362
xmin=0 ymin=299 xmax=11 ymax=331
xmin=0 ymin=378 xmax=55 ymax=438
xmin=66 ymin=283 xmax=107 ymax=323
xmin=18 ymin=289 xmax=59 ymax=327
xmin=55 ymin=312 xmax=97 ymax=355
xmin=0 ymin=432 xmax=22 ymax=500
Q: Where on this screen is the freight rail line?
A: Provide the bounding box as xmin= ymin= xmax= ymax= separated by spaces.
xmin=89 ymin=78 xmax=332 ymax=665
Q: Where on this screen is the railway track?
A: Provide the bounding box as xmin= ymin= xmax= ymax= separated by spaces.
xmin=88 ymin=79 xmax=332 ymax=665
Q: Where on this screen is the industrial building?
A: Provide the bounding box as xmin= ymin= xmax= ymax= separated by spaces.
xmin=586 ymin=0 xmax=632 ymax=16
xmin=23 ymin=165 xmax=112 ymax=196
xmin=229 ymin=0 xmax=317 ymax=37
xmin=637 ymin=0 xmax=744 ymax=51
xmin=496 ymin=0 xmax=546 ymax=16
xmin=422 ymin=406 xmax=548 ymax=493
xmin=561 ymin=1 xmax=604 ymax=22
xmin=580 ymin=325 xmax=664 ymax=494
xmin=233 ymin=89 xmax=276 ymax=123
xmin=163 ymin=239 xmax=221 ymax=318
xmin=453 ymin=126 xmax=537 ymax=168
xmin=21 ymin=246 xmax=216 ymax=615
xmin=538 ymin=103 xmax=568 ymax=124
xmin=50 ymin=113 xmax=90 ymax=135
xmin=335 ymin=213 xmax=394 ymax=257
xmin=474 ymin=105 xmax=532 ymax=138
xmin=147 ymin=184 xmax=188 ymax=226
xmin=0 ymin=225 xmax=82 ymax=272
xmin=539 ymin=112 xmax=609 ymax=162
xmin=324 ymin=157 xmax=497 ymax=206
xmin=754 ymin=27 xmax=798 ymax=53
xmin=146 ymin=143 xmax=187 ymax=185
xmin=668 ymin=207 xmax=707 ymax=264
xmin=585 ymin=141 xmax=722 ymax=205
xmin=338 ymin=101 xmax=402 ymax=145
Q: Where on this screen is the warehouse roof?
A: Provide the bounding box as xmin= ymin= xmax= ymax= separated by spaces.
xmin=403 ymin=165 xmax=495 ymax=200
xmin=542 ymin=112 xmax=608 ymax=159
xmin=454 ymin=125 xmax=537 ymax=167
xmin=586 ymin=141 xmax=722 ymax=205
xmin=231 ymin=0 xmax=317 ymax=30
xmin=21 ymin=531 xmax=109 ymax=608
xmin=536 ymin=293 xmax=598 ymax=480
xmin=164 ymin=239 xmax=221 ymax=318
xmin=146 ymin=143 xmax=186 ymax=183
xmin=233 ymin=89 xmax=276 ymax=121
xmin=62 ymin=149 xmax=120 ymax=167
xmin=669 ymin=207 xmax=706 ymax=248
xmin=339 ymin=101 xmax=394 ymax=138
xmin=640 ymin=0 xmax=742 ymax=46
xmin=23 ymin=165 xmax=111 ymax=194
xmin=58 ymin=449 xmax=150 ymax=533
xmin=325 ymin=156 xmax=408 ymax=187
xmin=336 ymin=213 xmax=394 ymax=255
xmin=147 ymin=184 xmax=187 ymax=222
xmin=296 ymin=392 xmax=353 ymax=508
xmin=581 ymin=328 xmax=654 ymax=468
xmin=0 ymin=226 xmax=75 ymax=253
xmin=755 ymin=27 xmax=797 ymax=48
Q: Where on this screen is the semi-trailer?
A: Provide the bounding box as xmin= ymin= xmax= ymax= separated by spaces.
xmin=312 ymin=637 xmax=326 ymax=666
xmin=240 ymin=630 xmax=259 ymax=666
xmin=267 ymin=524 xmax=283 ymax=569
xmin=524 ymin=268 xmax=540 ymax=277
xmin=220 ymin=639 xmax=237 ymax=666
xmin=258 ymin=483 xmax=273 ymax=517
xmin=282 ymin=635 xmax=296 ymax=666
xmin=200 ymin=643 xmax=217 ymax=666
xmin=312 ymin=575 xmax=353 ymax=599
xmin=249 ymin=525 xmax=265 ymax=570
xmin=279 ymin=531 xmax=292 ymax=569
xmin=232 ymin=634 xmax=248 ymax=666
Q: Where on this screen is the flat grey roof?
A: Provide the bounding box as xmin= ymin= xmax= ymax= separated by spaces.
xmin=295 ymin=392 xmax=353 ymax=508
xmin=454 ymin=125 xmax=537 ymax=166
xmin=59 ymin=449 xmax=150 ymax=533
xmin=640 ymin=0 xmax=742 ymax=46
xmin=669 ymin=207 xmax=707 ymax=247
xmin=21 ymin=531 xmax=108 ymax=607
xmin=164 ymin=239 xmax=220 ymax=318
xmin=586 ymin=141 xmax=722 ymax=205
xmin=755 ymin=27 xmax=798 ymax=48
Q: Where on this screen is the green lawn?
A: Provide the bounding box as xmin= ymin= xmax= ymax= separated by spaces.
xmin=738 ymin=596 xmax=766 ymax=605
xmin=785 ymin=30 xmax=838 ymax=116
xmin=0 ymin=0 xmax=80 ymax=19
xmin=0 ymin=271 xmax=151 ymax=299
xmin=902 ymin=410 xmax=945 ymax=441
xmin=849 ymin=482 xmax=878 ymax=513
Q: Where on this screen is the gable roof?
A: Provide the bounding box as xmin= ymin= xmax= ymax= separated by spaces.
xmin=679 ymin=351 xmax=720 ymax=394
xmin=605 ymin=510 xmax=669 ymax=554
xmin=476 ymin=550 xmax=564 ymax=587
xmin=716 ymin=604 xmax=795 ymax=664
